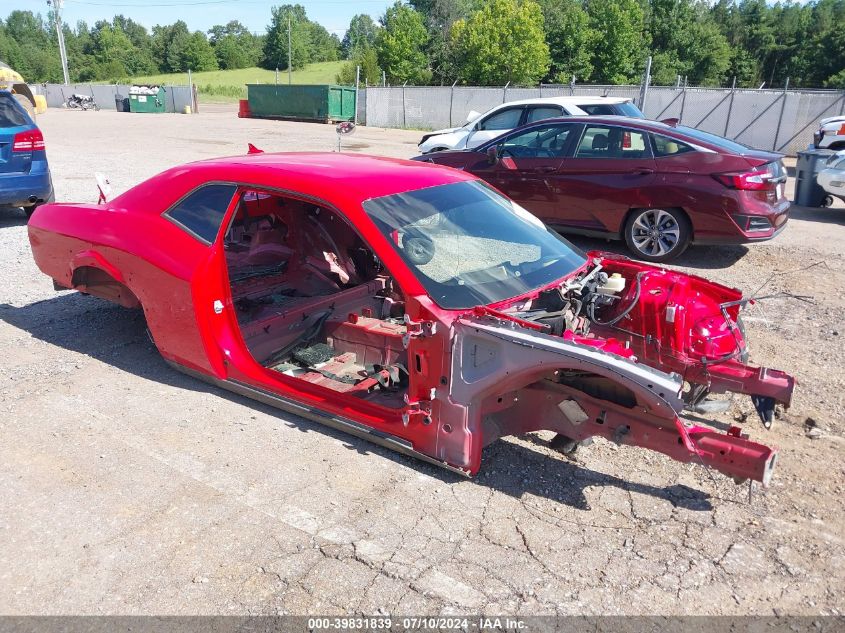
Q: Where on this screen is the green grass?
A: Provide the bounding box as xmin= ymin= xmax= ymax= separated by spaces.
xmin=131 ymin=61 xmax=348 ymax=101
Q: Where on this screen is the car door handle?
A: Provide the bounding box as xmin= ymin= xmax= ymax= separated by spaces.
xmin=634 ymin=168 xmax=655 ymax=175
xmin=534 ymin=166 xmax=558 ymax=174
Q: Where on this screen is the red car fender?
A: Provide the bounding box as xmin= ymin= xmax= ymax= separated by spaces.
xmin=70 ymin=249 xmax=126 ymax=285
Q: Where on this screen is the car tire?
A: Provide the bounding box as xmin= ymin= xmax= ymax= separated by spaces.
xmin=623 ymin=207 xmax=691 ymax=263
xmin=402 ymin=231 xmax=435 ymax=265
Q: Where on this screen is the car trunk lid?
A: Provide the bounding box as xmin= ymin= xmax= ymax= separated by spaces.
xmin=713 ymin=151 xmax=788 ymax=204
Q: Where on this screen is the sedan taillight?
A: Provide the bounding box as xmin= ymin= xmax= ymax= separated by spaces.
xmin=713 ymin=170 xmax=774 ymax=191
xmin=12 ymin=129 xmax=45 ymax=152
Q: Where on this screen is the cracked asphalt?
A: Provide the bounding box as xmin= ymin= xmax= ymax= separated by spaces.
xmin=1 ymin=105 xmax=843 ymax=615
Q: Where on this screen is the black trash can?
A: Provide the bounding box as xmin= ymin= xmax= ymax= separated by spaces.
xmin=794 ymin=148 xmax=835 ymax=207
xmin=115 ymin=95 xmax=129 ymax=112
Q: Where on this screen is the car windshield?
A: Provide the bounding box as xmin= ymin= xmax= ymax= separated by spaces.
xmin=362 ymin=181 xmax=586 ymax=310
xmin=675 ymin=125 xmax=753 ymax=154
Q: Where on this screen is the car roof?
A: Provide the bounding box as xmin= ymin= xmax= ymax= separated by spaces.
xmin=494 ymin=95 xmax=634 ymax=108
xmin=502 ymin=114 xmax=702 ymax=134
xmin=489 ymin=115 xmax=774 ymax=155
xmin=114 ymin=152 xmax=477 ymax=213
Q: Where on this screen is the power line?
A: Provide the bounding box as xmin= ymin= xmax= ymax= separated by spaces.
xmin=64 ymin=0 xmax=388 ymax=5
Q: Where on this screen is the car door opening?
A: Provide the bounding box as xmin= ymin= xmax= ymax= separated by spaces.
xmin=224 ymin=189 xmax=409 ymax=408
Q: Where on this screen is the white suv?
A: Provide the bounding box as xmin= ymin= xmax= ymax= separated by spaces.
xmin=417 ymin=96 xmax=644 ymax=154
xmin=814 ymin=116 xmax=845 ymax=150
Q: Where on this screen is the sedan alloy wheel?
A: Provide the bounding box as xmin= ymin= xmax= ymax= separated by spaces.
xmin=625 ymin=208 xmax=690 ymax=262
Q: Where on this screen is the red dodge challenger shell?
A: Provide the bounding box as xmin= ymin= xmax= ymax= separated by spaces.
xmin=27 ymin=152 xmax=795 ymax=486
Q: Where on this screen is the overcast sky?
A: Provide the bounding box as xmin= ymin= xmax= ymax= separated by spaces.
xmin=14 ymin=0 xmax=395 ymax=36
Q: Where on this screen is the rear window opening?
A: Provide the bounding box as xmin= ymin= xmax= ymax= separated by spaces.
xmin=675 ymin=125 xmax=754 ymax=154
xmin=0 ymin=94 xmax=32 ymax=128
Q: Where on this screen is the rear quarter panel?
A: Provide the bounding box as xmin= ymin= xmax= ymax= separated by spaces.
xmin=28 ymin=202 xmax=217 ymax=374
xmin=648 ymin=151 xmax=752 ymax=241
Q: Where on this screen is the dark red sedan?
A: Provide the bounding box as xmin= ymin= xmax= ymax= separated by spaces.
xmin=415 ymin=117 xmax=790 ymax=262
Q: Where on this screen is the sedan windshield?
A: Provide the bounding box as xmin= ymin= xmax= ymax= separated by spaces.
xmin=363 ymin=181 xmax=586 ymax=309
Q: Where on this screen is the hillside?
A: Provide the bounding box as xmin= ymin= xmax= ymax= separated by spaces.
xmin=132 ymin=62 xmax=348 ymax=101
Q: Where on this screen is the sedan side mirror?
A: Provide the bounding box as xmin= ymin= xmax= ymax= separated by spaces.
xmin=486 ymin=145 xmax=499 ymax=165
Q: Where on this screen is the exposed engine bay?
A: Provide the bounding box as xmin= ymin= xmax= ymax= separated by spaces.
xmin=489 ymin=253 xmax=795 ymax=429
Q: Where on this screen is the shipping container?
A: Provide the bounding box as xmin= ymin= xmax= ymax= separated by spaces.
xmin=246 ymin=84 xmax=356 ymax=123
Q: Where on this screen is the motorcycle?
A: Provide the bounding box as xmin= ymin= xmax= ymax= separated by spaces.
xmin=65 ymin=94 xmax=99 ymax=111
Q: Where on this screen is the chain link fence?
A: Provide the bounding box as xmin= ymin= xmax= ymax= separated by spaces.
xmin=30 ymin=83 xmax=197 ymax=113
xmin=362 ymin=83 xmax=845 ymax=155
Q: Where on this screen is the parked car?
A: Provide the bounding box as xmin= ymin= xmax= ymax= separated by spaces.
xmin=0 ymin=90 xmax=52 ymax=216
xmin=417 ymin=96 xmax=644 ymax=154
xmin=813 ymin=115 xmax=845 ymax=150
xmin=27 ymin=151 xmax=792 ymax=486
xmin=818 ymin=150 xmax=845 ymax=205
xmin=416 ymin=116 xmax=790 ymax=262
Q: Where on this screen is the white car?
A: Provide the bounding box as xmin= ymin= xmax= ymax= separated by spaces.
xmin=814 ymin=115 xmax=845 ymax=150
xmin=818 ymin=150 xmax=845 ymax=205
xmin=417 ymin=96 xmax=644 ymax=154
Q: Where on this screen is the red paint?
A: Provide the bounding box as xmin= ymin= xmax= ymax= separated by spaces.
xmin=27 ymin=153 xmax=790 ymax=486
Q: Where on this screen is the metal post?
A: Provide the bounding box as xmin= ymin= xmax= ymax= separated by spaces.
xmin=383 ymin=71 xmax=386 ymax=87
xmin=287 ymin=14 xmax=292 ymax=85
xmin=354 ymin=65 xmax=360 ymax=125
xmin=275 ymin=67 xmax=278 ymax=85
xmin=503 ymin=81 xmax=510 ymax=104
xmin=839 ymin=91 xmax=845 ymax=116
xmin=570 ymin=75 xmax=575 ymax=96
xmin=678 ymin=76 xmax=688 ymax=124
xmin=449 ymin=79 xmax=457 ymax=127
xmin=49 ymin=0 xmax=70 ymax=84
xmin=402 ymin=81 xmax=407 ymax=128
xmin=773 ymin=77 xmax=789 ymax=151
xmin=724 ymin=77 xmax=736 ymax=137
xmin=640 ymin=55 xmax=652 ymax=111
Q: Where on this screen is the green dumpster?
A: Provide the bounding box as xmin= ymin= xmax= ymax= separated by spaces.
xmin=128 ymin=86 xmax=166 ymax=113
xmin=246 ymin=84 xmax=356 ymax=123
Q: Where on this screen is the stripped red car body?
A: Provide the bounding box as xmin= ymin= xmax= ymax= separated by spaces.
xmin=28 ymin=153 xmax=794 ymax=487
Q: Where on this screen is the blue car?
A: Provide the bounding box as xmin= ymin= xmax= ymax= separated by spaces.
xmin=0 ymin=90 xmax=53 ymax=217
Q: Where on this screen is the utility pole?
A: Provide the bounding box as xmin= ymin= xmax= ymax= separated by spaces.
xmin=640 ymin=55 xmax=652 ymax=111
xmin=287 ymin=13 xmax=292 ymax=85
xmin=48 ymin=0 xmax=70 ymax=84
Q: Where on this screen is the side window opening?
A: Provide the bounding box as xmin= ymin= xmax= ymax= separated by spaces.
xmin=499 ymin=124 xmax=575 ymax=158
xmin=580 ymin=104 xmax=616 ymax=116
xmin=480 ymin=108 xmax=523 ymax=131
xmin=164 ymin=183 xmax=237 ymax=244
xmin=575 ymin=125 xmax=648 ymax=159
xmin=525 ymin=106 xmax=563 ymax=124
xmin=224 ymin=189 xmax=408 ymax=408
xmin=652 ymin=134 xmax=695 ymax=157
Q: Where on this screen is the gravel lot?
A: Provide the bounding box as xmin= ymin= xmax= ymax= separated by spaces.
xmin=1 ymin=105 xmax=844 ymax=616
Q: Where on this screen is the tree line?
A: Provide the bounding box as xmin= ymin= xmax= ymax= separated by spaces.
xmin=1 ymin=0 xmax=843 ymax=89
